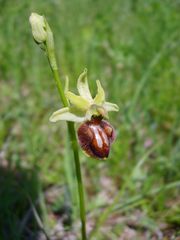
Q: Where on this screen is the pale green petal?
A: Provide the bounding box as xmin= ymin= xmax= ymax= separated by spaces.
xmin=49 ymin=107 xmax=85 ymax=122
xmin=85 ymin=105 xmax=98 ymax=120
xmin=64 ymin=76 xmax=69 ymax=93
xmin=103 ymin=102 xmax=119 ymax=112
xmin=85 ymin=104 xmax=108 ymax=120
xmin=93 ymin=80 xmax=105 ymax=105
xmin=66 ymin=91 xmax=90 ymax=111
xmin=64 ymin=76 xmax=70 ymax=105
xmin=77 ymin=69 xmax=93 ymax=101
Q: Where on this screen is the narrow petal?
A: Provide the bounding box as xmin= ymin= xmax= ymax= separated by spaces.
xmin=64 ymin=76 xmax=70 ymax=105
xmin=66 ymin=91 xmax=90 ymax=111
xmin=93 ymin=80 xmax=105 ymax=105
xmin=77 ymin=69 xmax=93 ymax=101
xmin=103 ymin=102 xmax=119 ymax=112
xmin=85 ymin=104 xmax=107 ymax=120
xmin=49 ymin=107 xmax=85 ymax=122
xmin=64 ymin=76 xmax=69 ymax=93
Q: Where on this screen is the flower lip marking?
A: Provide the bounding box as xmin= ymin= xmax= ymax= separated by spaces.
xmin=89 ymin=125 xmax=103 ymax=148
xmin=78 ymin=116 xmax=115 ymax=159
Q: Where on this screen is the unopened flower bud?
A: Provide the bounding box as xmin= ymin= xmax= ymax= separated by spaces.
xmin=29 ymin=13 xmax=47 ymax=43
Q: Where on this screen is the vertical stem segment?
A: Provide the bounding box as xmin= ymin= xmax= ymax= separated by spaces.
xmin=68 ymin=122 xmax=87 ymax=240
xmin=51 ymin=68 xmax=87 ymax=240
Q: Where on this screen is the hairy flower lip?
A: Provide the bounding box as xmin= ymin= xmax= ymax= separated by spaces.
xmin=49 ymin=69 xmax=119 ymax=123
xmin=77 ymin=116 xmax=115 ymax=159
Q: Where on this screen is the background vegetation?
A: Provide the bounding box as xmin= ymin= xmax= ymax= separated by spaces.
xmin=0 ymin=0 xmax=179 ymax=239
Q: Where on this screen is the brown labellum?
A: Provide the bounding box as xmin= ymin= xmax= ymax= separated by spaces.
xmin=77 ymin=116 xmax=115 ymax=159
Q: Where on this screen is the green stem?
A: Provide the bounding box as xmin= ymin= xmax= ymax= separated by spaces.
xmin=50 ymin=67 xmax=87 ymax=240
xmin=68 ymin=122 xmax=87 ymax=240
xmin=52 ymin=69 xmax=68 ymax=106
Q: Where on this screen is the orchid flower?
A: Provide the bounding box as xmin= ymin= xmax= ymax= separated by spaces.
xmin=49 ymin=69 xmax=119 ymax=123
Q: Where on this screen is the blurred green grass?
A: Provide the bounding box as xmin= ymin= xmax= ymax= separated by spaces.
xmin=0 ymin=0 xmax=180 ymax=239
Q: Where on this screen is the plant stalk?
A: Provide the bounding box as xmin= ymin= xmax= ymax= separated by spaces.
xmin=50 ymin=66 xmax=87 ymax=240
xmin=30 ymin=13 xmax=87 ymax=239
